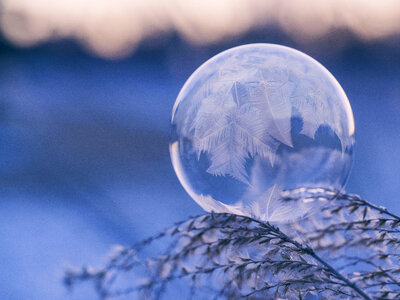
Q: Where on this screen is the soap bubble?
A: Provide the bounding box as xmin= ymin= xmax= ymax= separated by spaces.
xmin=170 ymin=44 xmax=354 ymax=223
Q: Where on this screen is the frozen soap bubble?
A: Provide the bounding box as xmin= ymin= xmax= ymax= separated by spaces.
xmin=170 ymin=44 xmax=355 ymax=223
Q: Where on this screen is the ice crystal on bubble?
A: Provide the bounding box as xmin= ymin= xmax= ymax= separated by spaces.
xmin=170 ymin=44 xmax=355 ymax=223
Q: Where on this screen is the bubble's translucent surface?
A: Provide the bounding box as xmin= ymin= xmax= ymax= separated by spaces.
xmin=170 ymin=44 xmax=355 ymax=223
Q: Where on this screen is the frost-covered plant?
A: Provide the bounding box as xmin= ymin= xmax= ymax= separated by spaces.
xmin=65 ymin=192 xmax=400 ymax=300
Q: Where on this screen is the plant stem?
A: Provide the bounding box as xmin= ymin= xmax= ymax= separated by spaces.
xmin=356 ymin=197 xmax=400 ymax=221
xmin=241 ymin=215 xmax=372 ymax=300
xmin=307 ymin=249 xmax=372 ymax=300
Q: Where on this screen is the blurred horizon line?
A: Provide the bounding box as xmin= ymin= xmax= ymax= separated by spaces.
xmin=0 ymin=0 xmax=400 ymax=59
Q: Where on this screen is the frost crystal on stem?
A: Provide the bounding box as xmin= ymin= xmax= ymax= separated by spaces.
xmin=65 ymin=192 xmax=400 ymax=300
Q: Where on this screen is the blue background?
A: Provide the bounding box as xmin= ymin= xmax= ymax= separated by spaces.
xmin=0 ymin=24 xmax=399 ymax=300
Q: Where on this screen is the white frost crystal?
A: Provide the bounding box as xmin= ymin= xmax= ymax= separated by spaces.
xmin=170 ymin=44 xmax=355 ymax=223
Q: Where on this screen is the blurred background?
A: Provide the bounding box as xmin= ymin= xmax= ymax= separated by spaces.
xmin=0 ymin=1 xmax=399 ymax=299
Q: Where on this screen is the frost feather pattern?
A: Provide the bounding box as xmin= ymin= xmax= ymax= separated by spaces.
xmin=174 ymin=47 xmax=353 ymax=186
xmin=191 ymin=82 xmax=280 ymax=184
